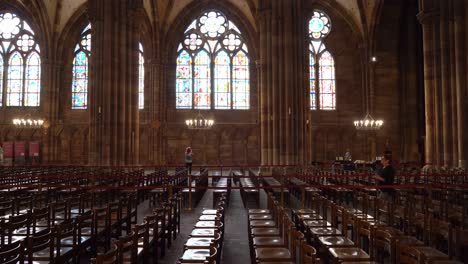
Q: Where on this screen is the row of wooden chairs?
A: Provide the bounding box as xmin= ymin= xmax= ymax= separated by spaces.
xmin=248 ymin=192 xmax=318 ymax=263
xmin=177 ymin=192 xmax=227 ymax=263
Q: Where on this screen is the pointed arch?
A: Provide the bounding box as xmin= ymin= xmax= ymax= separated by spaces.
xmin=71 ymin=23 xmax=91 ymax=109
xmin=1 ymin=11 xmax=41 ymax=107
xmin=176 ymin=50 xmax=192 ymax=109
xmin=318 ymin=51 xmax=336 ymax=110
xmin=174 ymin=10 xmax=251 ymax=110
xmin=214 ymin=50 xmax=230 ymax=109
xmin=25 ymin=51 xmax=40 ymax=106
xmin=308 ymin=9 xmax=336 ymax=111
xmin=232 ymin=50 xmax=249 ymax=109
xmin=194 ymin=49 xmax=211 ymax=109
xmin=7 ymin=52 xmax=23 ymax=106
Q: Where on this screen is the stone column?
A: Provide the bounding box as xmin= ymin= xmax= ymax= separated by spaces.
xmin=440 ymin=0 xmax=452 ymax=167
xmin=454 ymin=0 xmax=467 ymax=167
xmin=258 ymin=0 xmax=306 ymax=165
xmin=417 ymin=4 xmax=439 ymax=167
xmin=88 ymin=0 xmax=142 ymax=165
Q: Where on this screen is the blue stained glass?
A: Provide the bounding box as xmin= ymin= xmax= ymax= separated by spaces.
xmin=310 ymin=53 xmax=316 ymax=110
xmin=7 ymin=52 xmax=23 ymax=106
xmin=176 ymin=50 xmax=193 ymax=108
xmin=72 ymin=50 xmax=89 ymax=109
xmin=72 ymin=24 xmax=91 ymax=109
xmin=25 ymin=52 xmax=40 ymax=106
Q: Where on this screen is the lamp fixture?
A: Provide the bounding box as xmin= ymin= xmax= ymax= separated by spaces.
xmin=12 ymin=115 xmax=45 ymax=128
xmin=354 ymin=113 xmax=383 ymax=131
xmin=185 ymin=112 xmax=214 ymax=129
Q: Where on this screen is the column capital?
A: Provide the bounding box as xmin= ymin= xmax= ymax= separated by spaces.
xmin=417 ymin=11 xmax=440 ymax=25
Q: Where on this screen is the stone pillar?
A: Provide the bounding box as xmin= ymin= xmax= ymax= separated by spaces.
xmin=88 ymin=0 xmax=142 ymax=165
xmin=440 ymin=0 xmax=452 ymax=167
xmin=258 ymin=0 xmax=306 ymax=165
xmin=449 ymin=0 xmax=459 ymax=166
xmin=417 ymin=3 xmax=438 ymax=167
xmin=454 ymin=0 xmax=468 ymax=167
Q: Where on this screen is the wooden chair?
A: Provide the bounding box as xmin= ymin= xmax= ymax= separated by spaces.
xmin=144 ymin=212 xmax=162 ymax=261
xmin=302 ymin=242 xmax=318 ymax=264
xmin=397 ymin=244 xmax=423 ymax=264
xmin=54 ymin=220 xmax=77 ymax=264
xmin=0 ymin=240 xmax=24 ymax=264
xmin=25 ymin=228 xmax=54 ymax=264
xmin=133 ymin=222 xmax=150 ymax=261
xmin=254 ymin=228 xmax=304 ymax=263
xmin=1 ymin=213 xmax=31 ymax=247
xmin=116 ymin=232 xmax=137 ymax=264
xmin=91 ymin=244 xmax=118 ymax=264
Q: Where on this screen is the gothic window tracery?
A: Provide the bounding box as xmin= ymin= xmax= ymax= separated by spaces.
xmin=309 ymin=10 xmax=336 ymax=110
xmin=0 ymin=12 xmax=41 ymax=107
xmin=176 ymin=10 xmax=250 ymax=109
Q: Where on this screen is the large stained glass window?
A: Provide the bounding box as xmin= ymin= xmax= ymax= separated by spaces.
xmin=176 ymin=10 xmax=250 ymax=109
xmin=71 ymin=23 xmax=91 ymax=109
xmin=138 ymin=43 xmax=144 ymax=109
xmin=308 ymin=10 xmax=336 ymax=110
xmin=0 ymin=12 xmax=41 ymax=107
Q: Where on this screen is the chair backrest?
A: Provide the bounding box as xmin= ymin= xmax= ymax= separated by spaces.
xmin=291 ymin=229 xmax=305 ymax=261
xmin=302 ymin=243 xmax=317 ymax=264
xmin=54 ymin=220 xmax=77 ymax=258
xmin=91 ymin=244 xmax=118 ymax=264
xmin=372 ymin=227 xmax=394 ymax=263
xmin=116 ymin=232 xmax=137 ymax=264
xmin=204 ymin=245 xmax=218 ymax=264
xmin=0 ymin=241 xmax=24 ymax=264
xmin=397 ymin=245 xmax=421 ymax=264
xmin=26 ymin=228 xmax=54 ymax=263
xmin=76 ymin=211 xmax=94 ymax=243
xmin=51 ymin=201 xmax=69 ymax=223
xmin=32 ymin=207 xmax=51 ymax=233
xmin=93 ymin=207 xmax=109 ymax=233
xmin=133 ymin=222 xmax=149 ymax=249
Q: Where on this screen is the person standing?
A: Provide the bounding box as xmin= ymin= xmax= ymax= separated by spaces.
xmin=344 ymin=149 xmax=352 ymax=161
xmin=185 ymin=147 xmax=193 ymax=175
xmin=372 ymin=155 xmax=396 ymax=202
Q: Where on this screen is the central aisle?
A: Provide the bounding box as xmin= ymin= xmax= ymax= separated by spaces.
xmin=222 ymin=189 xmax=250 ymax=264
xmin=157 ymin=173 xmax=251 ymax=263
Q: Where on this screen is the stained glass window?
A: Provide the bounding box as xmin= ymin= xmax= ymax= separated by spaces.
xmin=176 ymin=10 xmax=250 ymax=109
xmin=214 ymin=50 xmax=230 ymax=109
xmin=138 ymin=43 xmax=144 ymax=109
xmin=194 ymin=50 xmax=211 ymax=109
xmin=25 ymin=52 xmax=40 ymax=106
xmin=319 ymin=51 xmax=335 ymax=110
xmin=71 ymin=24 xmax=91 ymax=109
xmin=0 ymin=12 xmax=41 ymax=107
xmin=308 ymin=10 xmax=336 ymax=110
xmin=310 ymin=54 xmax=316 ymax=110
xmin=233 ymin=51 xmax=249 ymax=109
xmin=176 ymin=50 xmax=192 ymax=109
xmin=7 ymin=53 xmax=23 ymax=106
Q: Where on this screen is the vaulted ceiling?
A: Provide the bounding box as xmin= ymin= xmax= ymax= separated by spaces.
xmin=38 ymin=0 xmax=382 ymax=38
